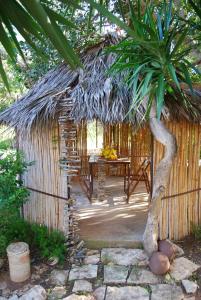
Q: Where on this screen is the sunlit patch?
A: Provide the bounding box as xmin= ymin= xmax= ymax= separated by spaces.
xmin=71 ymin=176 xmax=149 ymax=243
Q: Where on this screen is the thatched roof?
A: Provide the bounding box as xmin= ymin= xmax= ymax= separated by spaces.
xmin=0 ymin=34 xmax=201 ymax=133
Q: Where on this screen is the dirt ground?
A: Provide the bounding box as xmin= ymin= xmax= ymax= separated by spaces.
xmin=176 ymin=236 xmax=201 ymax=300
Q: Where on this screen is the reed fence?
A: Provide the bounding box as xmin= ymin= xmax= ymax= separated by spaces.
xmin=19 ymin=122 xmax=68 ymax=232
xmin=154 ymin=120 xmax=201 ymax=240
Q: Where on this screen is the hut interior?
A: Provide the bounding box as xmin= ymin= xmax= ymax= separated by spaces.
xmin=71 ymin=121 xmax=152 ymax=247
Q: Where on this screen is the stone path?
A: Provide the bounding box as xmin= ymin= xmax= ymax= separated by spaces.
xmin=0 ymin=247 xmax=200 ymax=299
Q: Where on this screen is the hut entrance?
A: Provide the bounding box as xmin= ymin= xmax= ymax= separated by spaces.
xmin=71 ymin=121 xmax=152 ymax=247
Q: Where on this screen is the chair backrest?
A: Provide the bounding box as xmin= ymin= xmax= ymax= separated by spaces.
xmin=134 ymin=158 xmax=150 ymax=175
xmin=141 ymin=159 xmax=150 ymax=171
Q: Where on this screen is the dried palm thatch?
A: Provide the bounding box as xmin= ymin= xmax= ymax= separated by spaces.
xmin=0 ymin=34 xmax=201 ymax=133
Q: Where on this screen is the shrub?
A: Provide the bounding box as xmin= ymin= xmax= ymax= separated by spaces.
xmin=0 ymin=138 xmax=12 ymax=151
xmin=0 ymin=150 xmax=30 ymax=213
xmin=0 ymin=217 xmax=66 ymax=262
xmin=0 ymin=147 xmax=67 ymax=262
xmin=0 ymin=148 xmax=31 ymax=257
xmin=31 ymin=224 xmax=66 ymax=262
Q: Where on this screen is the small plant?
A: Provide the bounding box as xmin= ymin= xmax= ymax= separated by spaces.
xmin=0 ymin=235 xmax=8 ymax=257
xmin=0 ymin=148 xmax=31 ymax=256
xmin=0 ymin=149 xmax=30 ymax=213
xmin=192 ymin=224 xmax=201 ymax=240
xmin=0 ymin=217 xmax=67 ymax=262
xmin=0 ymin=138 xmax=12 ymax=151
xmin=31 ymin=224 xmax=66 ymax=263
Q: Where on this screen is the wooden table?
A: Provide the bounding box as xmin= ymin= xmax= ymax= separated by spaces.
xmin=88 ymin=157 xmax=131 ymax=202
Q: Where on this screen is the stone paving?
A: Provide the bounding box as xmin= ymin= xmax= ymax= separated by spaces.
xmin=0 ymin=247 xmax=200 ymax=299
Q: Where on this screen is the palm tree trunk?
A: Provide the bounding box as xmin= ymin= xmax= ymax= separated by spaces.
xmin=143 ymin=107 xmax=177 ymax=257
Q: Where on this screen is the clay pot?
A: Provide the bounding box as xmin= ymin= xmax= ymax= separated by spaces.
xmin=149 ymin=251 xmax=170 ymax=275
xmin=158 ymin=239 xmax=175 ymax=262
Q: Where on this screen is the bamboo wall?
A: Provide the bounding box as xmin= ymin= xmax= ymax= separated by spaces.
xmin=131 ymin=125 xmax=152 ymax=174
xmin=77 ymin=122 xmax=151 ymax=176
xmin=154 ymin=120 xmax=201 ymax=240
xmin=103 ymin=123 xmax=152 ymax=175
xmin=77 ymin=121 xmax=88 ymax=176
xmin=18 ymin=122 xmax=68 ymax=232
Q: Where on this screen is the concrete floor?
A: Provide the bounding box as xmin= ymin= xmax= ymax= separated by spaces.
xmin=72 ymin=176 xmax=149 ymax=248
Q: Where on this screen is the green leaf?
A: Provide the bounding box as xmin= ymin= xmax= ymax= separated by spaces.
xmin=87 ymin=5 xmax=94 ymax=33
xmin=132 ymin=62 xmax=148 ymax=78
xmin=0 ymin=58 xmax=10 ymax=92
xmin=0 ymin=20 xmax=16 ymax=62
xmin=1 ymin=17 xmax=26 ymax=63
xmin=137 ymin=0 xmax=141 ymax=19
xmin=167 ymin=63 xmax=181 ymax=90
xmin=188 ymin=0 xmax=201 ymax=19
xmin=99 ymin=0 xmax=103 ymax=32
xmin=157 ymin=12 xmax=163 ymax=40
xmin=85 ymin=0 xmax=136 ymax=38
xmin=156 ymin=74 xmax=165 ymax=118
xmin=128 ymin=0 xmax=137 ymax=29
xmin=13 ymin=25 xmax=47 ymax=59
xmin=0 ymin=0 xmax=43 ymax=42
xmin=180 ymin=63 xmax=194 ymax=94
xmin=183 ymin=59 xmax=201 ymax=75
xmin=0 ymin=2 xmax=46 ymax=58
xmin=20 ymin=0 xmax=81 ymax=68
xmin=171 ymin=29 xmax=188 ymax=57
xmin=117 ymin=0 xmax=125 ymax=21
xmin=42 ymin=6 xmax=77 ymax=29
xmin=127 ymin=1 xmax=157 ymax=39
xmin=165 ymin=0 xmax=172 ymax=30
xmin=143 ymin=71 xmax=154 ymax=92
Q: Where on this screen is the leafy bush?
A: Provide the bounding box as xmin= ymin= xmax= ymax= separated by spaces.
xmin=0 ymin=217 xmax=66 ymax=262
xmin=0 ymin=217 xmax=67 ymax=261
xmin=0 ymin=138 xmax=12 ymax=150
xmin=31 ymin=224 xmax=66 ymax=262
xmin=0 ymin=147 xmax=67 ymax=262
xmin=0 ymin=236 xmax=8 ymax=257
xmin=0 ymin=150 xmax=30 ymax=213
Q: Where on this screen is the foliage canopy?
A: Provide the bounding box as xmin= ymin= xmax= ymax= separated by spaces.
xmin=0 ymin=0 xmax=200 ymax=118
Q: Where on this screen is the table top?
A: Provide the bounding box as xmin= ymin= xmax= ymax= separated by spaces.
xmin=89 ymin=156 xmax=130 ymax=164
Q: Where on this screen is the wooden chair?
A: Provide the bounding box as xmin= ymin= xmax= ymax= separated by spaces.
xmin=126 ymin=159 xmax=151 ymax=202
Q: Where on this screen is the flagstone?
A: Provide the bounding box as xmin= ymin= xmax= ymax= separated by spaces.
xmin=93 ymin=286 xmax=106 ymax=300
xmin=103 ymin=265 xmax=128 ymax=284
xmin=127 ymin=268 xmax=161 ymax=284
xmin=105 ymin=286 xmax=149 ymax=300
xmin=182 ymin=280 xmax=198 ymax=294
xmin=101 ymin=248 xmax=148 ymax=266
xmin=69 ymin=265 xmax=98 ymax=281
xmin=150 ymin=284 xmax=184 ymax=300
xmin=170 ymin=257 xmax=200 ymax=281
xmin=72 ymin=280 xmax=93 ymax=293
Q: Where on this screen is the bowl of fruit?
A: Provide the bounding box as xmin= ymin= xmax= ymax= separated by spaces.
xmin=100 ymin=146 xmax=118 ymax=160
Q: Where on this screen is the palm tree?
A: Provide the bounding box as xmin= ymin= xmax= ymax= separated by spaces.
xmin=0 ymin=0 xmax=82 ymax=90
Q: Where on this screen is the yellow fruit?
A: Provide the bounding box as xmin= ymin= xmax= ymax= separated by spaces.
xmin=101 ymin=146 xmax=117 ymax=159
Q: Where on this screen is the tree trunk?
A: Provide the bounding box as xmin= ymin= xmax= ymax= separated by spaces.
xmin=143 ymin=107 xmax=177 ymax=257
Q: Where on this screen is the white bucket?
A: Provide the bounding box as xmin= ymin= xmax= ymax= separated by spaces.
xmin=7 ymin=242 xmax=31 ymax=283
